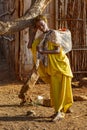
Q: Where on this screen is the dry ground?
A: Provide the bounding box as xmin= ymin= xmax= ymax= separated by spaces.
xmin=0 ymin=56 xmax=87 ymax=130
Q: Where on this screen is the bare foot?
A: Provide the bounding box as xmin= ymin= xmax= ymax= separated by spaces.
xmin=52 ymin=112 xmax=65 ymax=122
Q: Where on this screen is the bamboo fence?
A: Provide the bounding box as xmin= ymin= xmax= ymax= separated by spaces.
xmin=54 ymin=0 xmax=87 ymax=73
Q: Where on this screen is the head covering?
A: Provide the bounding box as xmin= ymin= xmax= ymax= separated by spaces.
xmin=35 ymin=15 xmax=48 ymax=23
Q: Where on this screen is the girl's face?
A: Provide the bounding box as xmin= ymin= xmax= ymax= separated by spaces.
xmin=36 ymin=20 xmax=49 ymax=32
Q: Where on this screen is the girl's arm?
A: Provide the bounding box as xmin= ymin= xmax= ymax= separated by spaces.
xmin=37 ymin=45 xmax=61 ymax=54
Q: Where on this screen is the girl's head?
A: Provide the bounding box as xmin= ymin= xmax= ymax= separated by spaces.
xmin=35 ymin=15 xmax=49 ymax=32
xmin=35 ymin=15 xmax=48 ymax=23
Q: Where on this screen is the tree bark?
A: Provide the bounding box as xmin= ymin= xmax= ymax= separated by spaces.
xmin=0 ymin=0 xmax=51 ymax=35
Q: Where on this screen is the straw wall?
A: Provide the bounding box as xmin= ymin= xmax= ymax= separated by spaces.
xmin=54 ymin=0 xmax=87 ymax=73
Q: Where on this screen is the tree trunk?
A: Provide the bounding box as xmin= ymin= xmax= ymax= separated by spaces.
xmin=0 ymin=0 xmax=51 ymax=35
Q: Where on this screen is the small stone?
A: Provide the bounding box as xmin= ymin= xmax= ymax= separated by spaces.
xmin=26 ymin=110 xmax=36 ymax=116
xmin=73 ymin=95 xmax=87 ymax=101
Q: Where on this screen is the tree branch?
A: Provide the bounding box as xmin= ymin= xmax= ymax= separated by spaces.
xmin=0 ymin=8 xmax=15 ymax=18
xmin=0 ymin=0 xmax=52 ymax=35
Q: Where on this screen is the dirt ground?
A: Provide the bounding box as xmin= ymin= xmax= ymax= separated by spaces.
xmin=0 ymin=56 xmax=87 ymax=130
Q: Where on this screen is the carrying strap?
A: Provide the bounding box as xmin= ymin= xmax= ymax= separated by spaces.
xmin=38 ymin=30 xmax=53 ymax=48
xmin=36 ymin=30 xmax=53 ymax=68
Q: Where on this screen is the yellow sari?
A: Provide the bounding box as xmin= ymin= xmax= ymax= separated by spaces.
xmin=32 ymin=33 xmax=73 ymax=113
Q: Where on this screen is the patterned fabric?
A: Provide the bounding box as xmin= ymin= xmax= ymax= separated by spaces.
xmin=48 ymin=29 xmax=72 ymax=53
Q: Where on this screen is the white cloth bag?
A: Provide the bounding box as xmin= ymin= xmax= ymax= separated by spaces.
xmin=58 ymin=29 xmax=72 ymax=54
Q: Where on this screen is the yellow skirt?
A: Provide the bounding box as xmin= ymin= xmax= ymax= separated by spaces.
xmin=32 ymin=39 xmax=73 ymax=113
xmin=38 ymin=63 xmax=73 ymax=113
